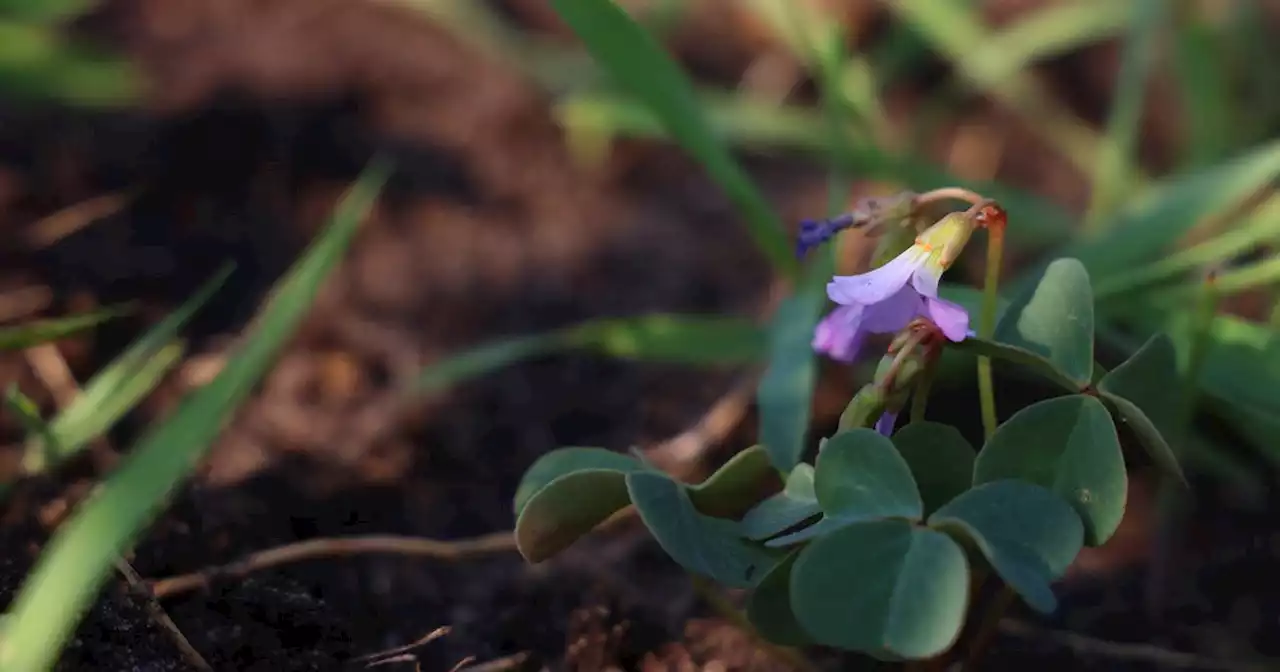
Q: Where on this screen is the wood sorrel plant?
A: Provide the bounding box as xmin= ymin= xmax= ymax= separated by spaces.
xmin=511 ymin=190 xmax=1184 ymax=666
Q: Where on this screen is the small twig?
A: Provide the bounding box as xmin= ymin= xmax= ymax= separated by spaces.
xmin=22 ymin=191 xmax=134 ymax=250
xmin=353 ymin=626 xmax=450 ymax=664
xmin=452 ymin=651 xmax=531 ymax=672
xmin=149 ymin=532 xmax=518 ymax=598
xmin=352 ymin=626 xmax=450 ymax=670
xmin=997 ymin=619 xmax=1266 ymax=671
xmin=0 ymin=285 xmax=53 ymax=323
xmin=645 ymin=372 xmax=761 ymax=477
xmin=22 ymin=344 xmax=210 ymax=671
xmin=113 ymin=559 xmax=213 ymax=671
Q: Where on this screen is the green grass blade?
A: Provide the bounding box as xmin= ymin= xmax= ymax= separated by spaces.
xmin=411 ymin=314 xmax=770 ymax=395
xmin=756 ymin=6 xmax=851 ymax=474
xmin=0 ymin=306 xmax=131 ymax=351
xmin=557 ymin=90 xmax=1073 ymax=249
xmin=0 ymin=160 xmax=390 ymax=671
xmin=1084 ymin=0 xmax=1166 ymax=229
xmin=547 ymin=0 xmax=797 ymax=279
xmin=1055 ymin=138 xmax=1280 ymax=282
xmin=413 ymin=333 xmax=562 ymax=395
xmin=1172 ymin=1 xmax=1231 ymax=168
xmin=4 ymin=385 xmax=55 ymax=464
xmin=969 ymin=1 xmax=1133 ymax=81
xmin=22 ymin=264 xmax=233 ymax=473
xmin=1095 ymin=194 xmax=1280 ymax=299
xmin=0 ymin=0 xmax=94 ymax=23
xmin=0 ymin=21 xmax=139 ymax=108
xmin=889 ymin=0 xmax=1119 ymax=179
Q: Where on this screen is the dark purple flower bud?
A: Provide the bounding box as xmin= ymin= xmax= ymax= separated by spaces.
xmin=796 ymin=213 xmax=856 ymax=258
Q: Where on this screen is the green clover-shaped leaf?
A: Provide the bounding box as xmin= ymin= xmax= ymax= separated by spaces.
xmin=628 ymin=472 xmax=780 ymax=588
xmin=1096 ymin=332 xmax=1186 ymax=483
xmin=929 ymin=480 xmax=1084 ymax=614
xmin=766 ymin=429 xmax=922 ymax=547
xmin=746 ymin=549 xmax=809 ymax=646
xmin=973 ymin=395 xmax=1126 ymax=546
xmin=790 ymin=519 xmax=969 ymax=659
xmin=514 ymin=448 xmax=644 ymax=562
xmin=957 ymin=258 xmax=1095 ymax=390
xmin=688 ymin=445 xmax=775 ymax=518
xmin=891 ymin=422 xmax=976 ymax=516
xmin=740 ymin=463 xmax=820 ymax=541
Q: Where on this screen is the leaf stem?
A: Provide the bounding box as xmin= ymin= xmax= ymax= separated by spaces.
xmin=977 ymin=216 xmax=1005 ymax=441
xmin=964 ymin=584 xmax=1016 ymax=670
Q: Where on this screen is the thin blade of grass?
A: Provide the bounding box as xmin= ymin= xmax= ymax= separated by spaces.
xmin=1046 ymin=137 xmax=1280 ymax=284
xmin=1084 ymin=0 xmax=1166 ymax=229
xmin=0 ymin=0 xmax=93 ymax=22
xmin=1095 ymin=194 xmax=1280 ymax=299
xmin=557 ymin=90 xmax=1073 ymax=249
xmin=757 ymin=3 xmax=852 ymax=473
xmin=0 ymin=306 xmax=131 ymax=351
xmin=1172 ymin=0 xmax=1231 ymax=169
xmin=547 ymin=0 xmax=797 ymax=279
xmin=22 ymin=264 xmax=233 ymax=473
xmin=0 ymin=160 xmax=390 ymax=671
xmin=970 ymin=1 xmax=1133 ymax=81
xmin=888 ymin=0 xmax=1121 ymax=180
xmin=411 ymin=314 xmax=770 ymax=396
xmin=3 ymin=385 xmax=54 ymax=463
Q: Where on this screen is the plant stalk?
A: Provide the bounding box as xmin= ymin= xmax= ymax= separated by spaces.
xmin=977 ymin=219 xmax=1005 ymax=441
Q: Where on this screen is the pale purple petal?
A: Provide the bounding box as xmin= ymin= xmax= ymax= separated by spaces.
xmin=812 ymin=305 xmax=867 ymax=362
xmin=860 ymin=283 xmax=924 ymax=334
xmin=910 ymin=258 xmax=943 ymax=298
xmin=827 ymin=247 xmax=926 ymax=305
xmin=924 ymin=297 xmax=971 ymax=342
xmin=875 ymin=411 xmax=898 ymax=437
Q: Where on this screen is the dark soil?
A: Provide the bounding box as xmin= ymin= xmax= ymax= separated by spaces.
xmin=1 ymin=1 xmax=1278 ymax=671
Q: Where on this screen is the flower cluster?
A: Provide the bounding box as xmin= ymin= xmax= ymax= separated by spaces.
xmin=810 ymin=212 xmax=975 ymax=363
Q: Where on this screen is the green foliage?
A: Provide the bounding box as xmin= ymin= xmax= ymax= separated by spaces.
xmin=1097 ymin=333 xmax=1186 ymax=481
xmin=973 ymin=395 xmax=1127 ymax=547
xmin=0 ymin=306 xmax=130 ymax=352
xmin=0 ymin=161 xmax=391 ymax=671
xmin=546 ymin=0 xmax=795 ymax=277
xmin=745 ymin=550 xmax=809 ymax=646
xmin=514 ymin=448 xmax=643 ymax=562
xmin=0 ymin=4 xmax=140 ymax=107
xmin=739 ymin=463 xmax=820 ymax=541
xmin=687 ymin=445 xmax=775 ymax=518
xmin=17 ymin=265 xmax=232 ymax=477
xmin=790 ymin=519 xmax=969 ymax=659
xmin=813 ymin=428 xmax=923 ymax=524
xmin=928 ymin=480 xmax=1083 ymax=614
xmin=991 ymin=258 xmax=1096 ymax=388
xmin=757 ymin=279 xmax=827 ymax=473
xmin=568 ymin=315 xmax=767 ymax=364
xmin=628 ymin=472 xmax=780 ymax=588
xmin=891 ymin=422 xmax=975 ymax=516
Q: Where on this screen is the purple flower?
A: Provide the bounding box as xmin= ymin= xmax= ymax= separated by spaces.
xmin=875 ymin=411 xmax=898 ymax=437
xmin=812 ymin=215 xmax=974 ymax=363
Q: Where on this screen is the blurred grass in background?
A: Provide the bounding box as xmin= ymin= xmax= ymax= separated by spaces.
xmin=1 ymin=0 xmax=1279 ymax=668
